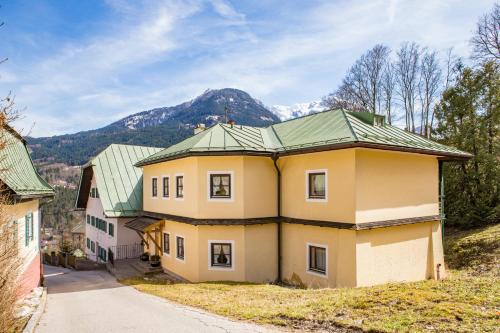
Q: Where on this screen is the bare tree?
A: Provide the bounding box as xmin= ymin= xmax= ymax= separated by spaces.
xmin=323 ymin=44 xmax=390 ymax=114
xmin=395 ymin=42 xmax=421 ymax=132
xmin=0 ymin=98 xmax=22 ymax=333
xmin=381 ymin=62 xmax=396 ymax=124
xmin=471 ymin=3 xmax=500 ymax=62
xmin=418 ymin=51 xmax=441 ymax=137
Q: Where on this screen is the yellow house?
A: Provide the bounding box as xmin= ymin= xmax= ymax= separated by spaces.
xmin=0 ymin=122 xmax=55 ymax=296
xmin=129 ymin=110 xmax=471 ymax=288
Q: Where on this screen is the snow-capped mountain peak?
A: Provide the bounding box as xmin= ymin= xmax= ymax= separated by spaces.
xmin=269 ymin=100 xmax=325 ymax=121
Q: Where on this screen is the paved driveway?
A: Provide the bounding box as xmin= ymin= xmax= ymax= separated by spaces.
xmin=36 ymin=265 xmax=279 ymax=333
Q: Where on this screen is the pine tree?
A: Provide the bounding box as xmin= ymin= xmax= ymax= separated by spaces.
xmin=434 ymin=61 xmax=499 ymax=227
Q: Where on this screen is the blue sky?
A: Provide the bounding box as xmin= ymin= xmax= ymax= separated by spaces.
xmin=0 ymin=0 xmax=495 ymax=137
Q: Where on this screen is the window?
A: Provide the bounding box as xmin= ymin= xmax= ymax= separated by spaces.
xmin=86 ymin=215 xmax=90 ymax=224
xmin=91 ymin=241 xmax=95 ymax=253
xmin=27 ymin=212 xmax=34 ymax=241
xmin=108 ymin=223 xmax=114 ymax=237
xmin=162 ymin=177 xmax=169 ymax=198
xmin=176 ymin=236 xmax=184 ymax=260
xmin=307 ymin=170 xmax=327 ymax=200
xmin=308 ymin=245 xmax=327 ymax=275
xmin=152 ymin=177 xmax=158 ymax=197
xmin=163 ymin=233 xmax=170 ymax=255
xmin=86 ymin=238 xmax=90 ymax=249
xmin=24 ymin=215 xmax=30 ymax=247
xmin=96 ymin=218 xmax=107 ymax=232
xmin=210 ymin=174 xmax=231 ymax=199
xmin=176 ymin=176 xmax=184 ymax=198
xmin=210 ymin=242 xmax=232 ymax=268
xmin=90 ymin=188 xmax=99 ymax=198
xmin=98 ymin=246 xmax=107 ymax=261
xmin=91 ymin=216 xmax=95 ymax=227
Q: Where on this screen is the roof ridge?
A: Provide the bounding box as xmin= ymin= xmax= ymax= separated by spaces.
xmin=267 ymin=108 xmax=337 ymax=129
xmin=341 ymin=110 xmax=359 ymax=141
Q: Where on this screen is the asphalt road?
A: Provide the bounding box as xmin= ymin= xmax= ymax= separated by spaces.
xmin=36 ymin=265 xmax=279 ymax=333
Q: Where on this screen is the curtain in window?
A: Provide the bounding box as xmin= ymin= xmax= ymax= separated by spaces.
xmin=211 ymin=175 xmax=230 ymax=197
xmin=310 ymin=173 xmax=325 ymax=197
xmin=211 ymin=243 xmax=231 ymax=266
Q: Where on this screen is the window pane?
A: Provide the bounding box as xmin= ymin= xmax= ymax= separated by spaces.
xmin=309 ymin=173 xmax=325 ymax=198
xmin=176 ymin=177 xmax=184 ymax=197
xmin=152 ymin=178 xmax=158 ymax=197
xmin=163 ymin=234 xmax=170 ymax=254
xmin=309 ymin=246 xmax=326 ymax=274
xmin=163 ymin=177 xmax=169 ymax=197
xmin=211 ymin=243 xmax=232 ymax=267
xmin=211 ymin=175 xmax=231 ymax=198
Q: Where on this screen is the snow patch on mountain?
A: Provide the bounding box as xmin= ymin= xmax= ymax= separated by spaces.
xmin=270 ymin=101 xmax=325 ymax=121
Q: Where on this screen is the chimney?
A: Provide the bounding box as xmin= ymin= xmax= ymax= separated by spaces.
xmin=194 ymin=123 xmax=206 ymax=135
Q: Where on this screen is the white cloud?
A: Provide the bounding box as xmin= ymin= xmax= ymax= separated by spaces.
xmin=2 ymin=0 xmax=495 ymax=136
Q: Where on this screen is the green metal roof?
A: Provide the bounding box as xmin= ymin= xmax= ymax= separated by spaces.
xmin=136 ymin=109 xmax=471 ymax=166
xmin=0 ymin=128 xmax=54 ymax=198
xmin=76 ymin=144 xmax=162 ymax=217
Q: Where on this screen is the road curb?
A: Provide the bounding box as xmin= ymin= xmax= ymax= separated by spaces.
xmin=22 ymin=287 xmax=47 ymax=333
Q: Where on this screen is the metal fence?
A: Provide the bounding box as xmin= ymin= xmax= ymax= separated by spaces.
xmin=108 ymin=243 xmax=143 ymax=261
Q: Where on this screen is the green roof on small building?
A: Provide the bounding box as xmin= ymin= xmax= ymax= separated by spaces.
xmin=76 ymin=144 xmax=162 ymax=217
xmin=136 ymin=109 xmax=471 ymax=167
xmin=0 ymin=127 xmax=54 ymax=199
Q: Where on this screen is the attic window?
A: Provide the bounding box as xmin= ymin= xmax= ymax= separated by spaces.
xmin=90 ymin=188 xmax=99 ymax=198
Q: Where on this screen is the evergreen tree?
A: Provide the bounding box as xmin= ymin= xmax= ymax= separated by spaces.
xmin=434 ymin=61 xmax=499 ymax=227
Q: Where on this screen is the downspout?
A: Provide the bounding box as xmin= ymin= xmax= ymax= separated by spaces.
xmin=438 ymin=160 xmax=445 ymax=241
xmin=272 ymin=154 xmax=282 ymax=283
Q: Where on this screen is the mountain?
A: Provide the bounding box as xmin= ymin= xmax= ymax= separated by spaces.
xmin=28 ymin=88 xmax=281 ymax=166
xmin=270 ymin=100 xmax=325 ymax=120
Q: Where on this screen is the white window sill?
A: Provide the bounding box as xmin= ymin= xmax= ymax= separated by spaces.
xmin=306 ymin=269 xmax=328 ymax=278
xmin=208 ymin=266 xmax=234 ymax=271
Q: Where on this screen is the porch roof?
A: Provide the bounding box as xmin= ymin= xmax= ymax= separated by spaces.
xmin=125 ymin=217 xmax=160 ymax=233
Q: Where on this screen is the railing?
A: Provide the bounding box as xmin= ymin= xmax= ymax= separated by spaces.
xmin=108 ymin=243 xmax=143 ymax=261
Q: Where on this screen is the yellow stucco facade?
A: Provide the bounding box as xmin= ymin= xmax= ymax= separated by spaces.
xmin=141 ymin=148 xmax=445 ymax=287
xmin=146 ymin=220 xmax=277 ymax=283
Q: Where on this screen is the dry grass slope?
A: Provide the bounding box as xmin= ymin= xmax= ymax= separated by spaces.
xmin=122 ymin=224 xmax=500 ymax=333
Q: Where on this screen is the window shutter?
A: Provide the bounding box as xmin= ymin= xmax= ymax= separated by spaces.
xmin=25 ymin=218 xmax=29 ymax=247
xmin=29 ymin=213 xmax=34 ymax=240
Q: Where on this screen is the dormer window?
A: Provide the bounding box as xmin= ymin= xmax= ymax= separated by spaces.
xmin=90 ymin=188 xmax=99 ymax=198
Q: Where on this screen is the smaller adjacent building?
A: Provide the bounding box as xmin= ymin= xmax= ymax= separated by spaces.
xmin=70 ymin=223 xmax=85 ymax=250
xmin=75 ymin=144 xmax=162 ymax=262
xmin=0 ymin=122 xmax=54 ymax=296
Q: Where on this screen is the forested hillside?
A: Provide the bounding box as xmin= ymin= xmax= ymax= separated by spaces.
xmin=28 ymin=88 xmax=280 ymax=165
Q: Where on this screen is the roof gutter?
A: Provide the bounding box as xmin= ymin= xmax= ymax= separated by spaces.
xmin=272 ymin=153 xmax=282 ymax=283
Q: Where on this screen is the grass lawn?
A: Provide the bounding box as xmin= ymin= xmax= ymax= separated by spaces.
xmin=121 ymin=224 xmax=499 ymax=333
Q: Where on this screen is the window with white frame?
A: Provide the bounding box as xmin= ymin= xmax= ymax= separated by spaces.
xmin=307 ymin=244 xmax=327 ymax=275
xmin=162 ymin=176 xmax=169 ymax=198
xmin=176 ymin=236 xmax=184 ymax=260
xmin=209 ymin=242 xmax=232 ymax=268
xmin=306 ymin=170 xmax=327 ymax=201
xmin=163 ymin=233 xmax=170 ymax=255
xmin=152 ymin=177 xmax=158 ymax=197
xmin=176 ymin=176 xmax=184 ymax=198
xmin=209 ymin=173 xmax=231 ymax=199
